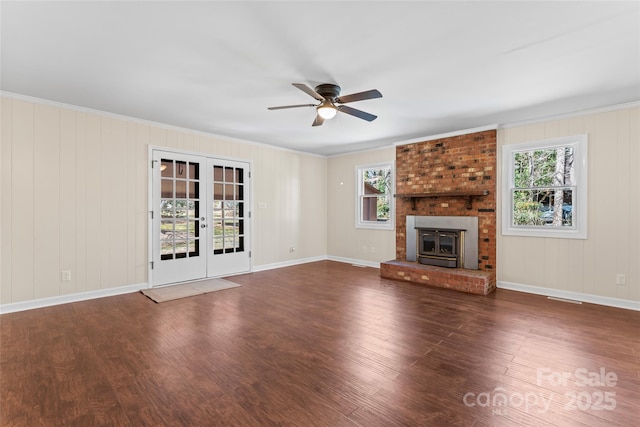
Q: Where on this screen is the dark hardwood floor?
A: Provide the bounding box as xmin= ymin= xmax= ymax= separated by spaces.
xmin=1 ymin=261 xmax=639 ymax=426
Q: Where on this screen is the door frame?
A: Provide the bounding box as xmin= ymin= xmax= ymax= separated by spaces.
xmin=147 ymin=146 xmax=253 ymax=288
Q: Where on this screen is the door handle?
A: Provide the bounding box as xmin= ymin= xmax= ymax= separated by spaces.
xmin=201 ymin=224 xmax=206 ymax=228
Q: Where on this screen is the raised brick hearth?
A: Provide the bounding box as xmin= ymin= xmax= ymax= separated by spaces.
xmin=382 ymin=129 xmax=497 ymax=295
xmin=380 ymin=260 xmax=495 ymax=295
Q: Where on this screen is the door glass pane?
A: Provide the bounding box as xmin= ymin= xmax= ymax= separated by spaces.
xmin=159 ymin=158 xmax=201 ymax=261
xmin=189 ymin=163 xmax=199 ymax=180
xmin=224 ymin=167 xmax=234 ymax=181
xmin=160 ymin=241 xmax=174 ymax=260
xmin=189 ymin=181 xmax=199 ymax=199
xmin=214 ymin=183 xmax=223 ymax=199
xmin=214 ymin=166 xmax=223 ymax=181
xmin=161 ymin=180 xmax=173 ymax=198
xmin=176 ymin=180 xmax=187 ymax=198
xmin=188 ymin=240 xmax=199 ymax=256
xmin=175 ymin=161 xmax=187 ymax=179
xmin=212 ymin=165 xmax=245 ymax=255
xmin=224 ymin=184 xmax=234 ymax=200
xmin=187 ymin=220 xmax=197 ymax=239
xmin=175 ymin=240 xmax=187 ymax=257
xmin=213 ymin=236 xmax=223 ymax=252
xmin=161 ymin=160 xmax=173 ymax=177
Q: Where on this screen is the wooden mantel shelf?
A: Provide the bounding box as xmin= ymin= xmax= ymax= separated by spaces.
xmin=394 ymin=190 xmax=489 ymax=210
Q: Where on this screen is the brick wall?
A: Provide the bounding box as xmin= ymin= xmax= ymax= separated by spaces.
xmin=395 ymin=129 xmax=497 ymax=278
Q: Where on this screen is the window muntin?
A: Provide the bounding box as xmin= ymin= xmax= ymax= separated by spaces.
xmin=502 ymin=135 xmax=587 ymax=239
xmin=356 ymin=163 xmax=394 ymax=230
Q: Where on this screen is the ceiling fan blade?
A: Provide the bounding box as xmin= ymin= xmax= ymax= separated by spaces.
xmin=312 ymin=114 xmax=325 ymax=127
xmin=267 ymin=104 xmax=316 ymax=110
xmin=292 ymin=83 xmax=325 ymax=101
xmin=338 ymin=105 xmax=377 ymax=122
xmin=336 ymin=89 xmax=382 ymax=104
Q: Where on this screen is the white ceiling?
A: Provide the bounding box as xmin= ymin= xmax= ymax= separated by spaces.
xmin=2 ymin=1 xmax=638 ymax=156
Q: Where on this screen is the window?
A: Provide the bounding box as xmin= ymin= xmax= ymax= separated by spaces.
xmin=356 ymin=162 xmax=394 ymax=230
xmin=502 ymin=135 xmax=587 ymax=239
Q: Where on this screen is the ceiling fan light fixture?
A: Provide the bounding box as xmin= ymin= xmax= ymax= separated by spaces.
xmin=317 ymin=101 xmax=337 ymax=119
xmin=268 ymin=83 xmax=382 ymax=126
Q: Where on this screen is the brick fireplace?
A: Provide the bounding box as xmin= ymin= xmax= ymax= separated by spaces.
xmin=380 ymin=129 xmax=497 ymax=295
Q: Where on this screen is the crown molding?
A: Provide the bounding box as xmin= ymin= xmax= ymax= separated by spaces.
xmin=498 ymin=101 xmax=640 ymax=129
xmin=0 ymin=91 xmax=327 ymax=158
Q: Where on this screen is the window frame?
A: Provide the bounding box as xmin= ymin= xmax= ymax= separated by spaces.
xmin=501 ymin=134 xmax=588 ymax=239
xmin=355 ymin=161 xmax=395 ymax=230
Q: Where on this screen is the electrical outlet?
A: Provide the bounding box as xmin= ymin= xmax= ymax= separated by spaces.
xmin=61 ymin=271 xmax=71 ymax=281
xmin=370 ymin=246 xmax=375 ymax=254
xmin=615 ymin=274 xmax=626 ymax=285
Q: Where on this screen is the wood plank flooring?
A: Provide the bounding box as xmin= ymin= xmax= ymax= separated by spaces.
xmin=1 ymin=260 xmax=638 ymax=426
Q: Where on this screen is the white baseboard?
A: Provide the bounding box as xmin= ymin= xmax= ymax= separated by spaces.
xmin=252 ymin=255 xmax=381 ymax=272
xmin=0 ymin=283 xmax=149 ymax=315
xmin=252 ymin=256 xmax=329 ymax=272
xmin=326 ymin=256 xmax=381 ymax=269
xmin=497 ymin=281 xmax=640 ymax=311
xmin=4 ymin=270 xmax=636 ymax=314
xmin=0 ymin=256 xmax=383 ymax=314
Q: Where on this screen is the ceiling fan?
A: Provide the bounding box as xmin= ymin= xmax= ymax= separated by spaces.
xmin=268 ymin=83 xmax=382 ymax=126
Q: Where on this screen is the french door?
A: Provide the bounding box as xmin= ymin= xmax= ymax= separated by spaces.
xmin=151 ymin=150 xmax=251 ymax=286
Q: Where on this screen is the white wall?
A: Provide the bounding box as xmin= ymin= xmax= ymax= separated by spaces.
xmin=497 ymin=106 xmax=639 ymax=306
xmin=326 ymin=147 xmax=396 ymax=265
xmin=0 ymin=95 xmax=327 ymax=305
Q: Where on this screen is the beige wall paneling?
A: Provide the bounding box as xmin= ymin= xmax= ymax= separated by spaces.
xmin=499 ymin=237 xmax=526 ymax=283
xmin=84 ymin=114 xmax=102 ymax=292
xmin=284 ymin=153 xmax=300 ymax=259
xmin=326 ymin=147 xmax=396 ymax=264
xmin=165 ymin=128 xmax=179 ymax=150
xmin=543 ymin=237 xmax=561 ymax=290
xmin=99 ymin=117 xmax=113 ymax=289
xmin=276 ymin=151 xmax=293 ymax=261
xmin=615 ymin=109 xmax=630 ymax=300
xmin=581 ymin=116 xmax=597 ymax=297
xmin=630 ymin=108 xmax=640 ymax=301
xmin=522 ymin=237 xmax=546 ymax=287
xmin=75 ymin=112 xmax=88 ymax=293
xmin=298 ymin=154 xmax=327 ymax=259
xmin=254 ymin=147 xmax=278 ymax=266
xmin=498 ymin=106 xmax=639 ymax=304
xmin=109 ymin=118 xmax=130 ymax=288
xmin=565 ymin=116 xmax=587 ymax=294
xmin=1 ymin=96 xmax=329 ymax=305
xmin=59 ymin=109 xmax=77 ymax=295
xmin=565 ymin=239 xmax=585 ymax=294
xmin=7 ymin=94 xmax=634 ymax=307
xmin=1 ymin=98 xmax=13 ymax=304
xmin=33 ymin=104 xmax=60 ymax=299
xmin=326 ymin=154 xmax=355 ymax=259
xmin=592 ymin=112 xmax=619 ymax=298
xmin=135 ymin=123 xmax=149 ymax=284
xmin=125 ymin=122 xmax=136 ymax=285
